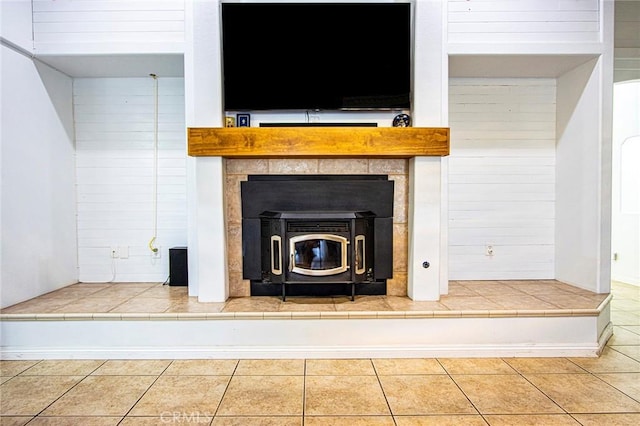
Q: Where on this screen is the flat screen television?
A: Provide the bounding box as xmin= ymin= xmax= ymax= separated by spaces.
xmin=221 ymin=2 xmax=411 ymax=111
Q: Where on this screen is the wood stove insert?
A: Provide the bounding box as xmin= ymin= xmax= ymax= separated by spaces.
xmin=242 ymin=175 xmax=394 ymax=299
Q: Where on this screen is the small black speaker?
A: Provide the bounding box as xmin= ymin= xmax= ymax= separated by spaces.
xmin=169 ymin=247 xmax=188 ymax=286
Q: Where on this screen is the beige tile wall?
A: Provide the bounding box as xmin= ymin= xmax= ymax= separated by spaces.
xmin=224 ymin=159 xmax=409 ymax=297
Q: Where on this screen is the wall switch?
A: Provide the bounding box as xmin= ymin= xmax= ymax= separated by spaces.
xmin=485 ymin=244 xmax=494 ymax=256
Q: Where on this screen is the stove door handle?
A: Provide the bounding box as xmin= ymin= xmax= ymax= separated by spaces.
xmin=289 ymin=253 xmax=294 ymax=273
xmin=271 ymin=235 xmax=282 ymax=276
xmin=355 ymin=235 xmax=366 ymax=275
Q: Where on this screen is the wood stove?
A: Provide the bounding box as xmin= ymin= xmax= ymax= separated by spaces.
xmin=242 ymin=175 xmax=393 ymax=299
xmin=260 ymin=211 xmax=375 ymax=300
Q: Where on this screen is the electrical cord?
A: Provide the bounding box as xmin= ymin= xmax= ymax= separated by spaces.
xmin=94 ymin=248 xmax=117 ymax=284
xmin=108 ymin=255 xmax=116 ymax=283
xmin=148 ymin=73 xmax=159 ymax=256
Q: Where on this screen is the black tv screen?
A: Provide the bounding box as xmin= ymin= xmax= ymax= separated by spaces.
xmin=221 ymin=2 xmax=411 ymax=111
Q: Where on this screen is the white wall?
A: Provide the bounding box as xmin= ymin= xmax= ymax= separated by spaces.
xmin=447 ymin=0 xmax=601 ymax=44
xmin=1 ymin=45 xmax=77 ymax=308
xmin=612 ymin=80 xmax=640 ymax=285
xmin=408 ymin=0 xmax=448 ymax=300
xmin=31 ymin=0 xmax=185 ymax=54
xmin=184 ymin=0 xmax=227 ymax=301
xmin=614 ymin=0 xmax=640 ymax=82
xmin=0 ymin=0 xmax=34 ymax=50
xmin=448 ymin=78 xmax=556 ymax=280
xmin=75 ymin=77 xmax=187 ymax=283
xmin=555 ymin=58 xmax=612 ymax=293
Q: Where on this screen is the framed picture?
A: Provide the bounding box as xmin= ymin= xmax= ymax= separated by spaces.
xmin=237 ymin=113 xmax=251 ymax=127
xmin=225 ymin=116 xmax=236 ymax=127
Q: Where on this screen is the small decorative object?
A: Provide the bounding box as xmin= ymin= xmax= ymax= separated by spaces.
xmin=237 ymin=113 xmax=251 ymax=127
xmin=225 ymin=116 xmax=236 ymax=127
xmin=392 ymin=113 xmax=411 ymax=127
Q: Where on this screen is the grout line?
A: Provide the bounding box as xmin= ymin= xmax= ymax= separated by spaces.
xmin=511 ymin=361 xmax=570 ymax=412
xmin=371 ymin=359 xmax=398 ymax=426
xmin=439 ymin=358 xmax=485 ymax=421
xmin=14 ymin=359 xmax=45 ymax=376
xmin=210 ymin=360 xmax=240 ymax=420
xmin=590 ymin=373 xmax=640 ymax=405
xmin=114 ymin=361 xmax=174 ymax=423
xmin=27 ymin=360 xmax=109 ymax=420
xmin=302 ymin=360 xmax=307 ymax=426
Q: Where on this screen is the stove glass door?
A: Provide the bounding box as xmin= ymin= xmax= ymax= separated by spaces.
xmin=289 ymin=234 xmax=349 ymax=276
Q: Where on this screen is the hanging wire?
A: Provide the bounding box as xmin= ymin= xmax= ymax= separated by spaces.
xmin=148 ymin=74 xmax=159 ymax=255
xmin=108 ymin=254 xmax=116 ymax=283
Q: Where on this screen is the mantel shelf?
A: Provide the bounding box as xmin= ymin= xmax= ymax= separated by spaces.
xmin=187 ymin=127 xmax=449 ymax=158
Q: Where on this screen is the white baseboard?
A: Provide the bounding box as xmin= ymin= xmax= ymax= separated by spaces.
xmin=0 ymin=344 xmax=604 ymax=360
xmin=1 ymin=313 xmax=610 ymax=360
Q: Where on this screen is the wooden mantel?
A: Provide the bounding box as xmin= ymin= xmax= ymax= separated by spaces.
xmin=187 ymin=127 xmax=449 ymax=158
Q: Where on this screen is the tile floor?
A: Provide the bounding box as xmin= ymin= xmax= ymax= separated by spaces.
xmin=0 ymin=281 xmax=638 ymax=425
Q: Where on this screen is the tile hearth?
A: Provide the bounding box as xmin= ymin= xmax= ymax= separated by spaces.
xmin=1 ymin=280 xmax=610 ymax=320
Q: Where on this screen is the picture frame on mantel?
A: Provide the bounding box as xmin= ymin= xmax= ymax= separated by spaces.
xmin=237 ymin=113 xmax=250 ymax=127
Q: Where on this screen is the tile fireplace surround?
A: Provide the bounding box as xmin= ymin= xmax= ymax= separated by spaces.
xmin=225 ymin=158 xmax=409 ymax=297
xmin=188 ymin=126 xmax=450 ymax=299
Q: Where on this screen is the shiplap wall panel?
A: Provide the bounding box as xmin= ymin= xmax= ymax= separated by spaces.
xmin=32 ymin=0 xmax=184 ymax=51
xmin=34 ymin=11 xmax=183 ymax=22
xmin=448 ymin=78 xmax=556 ymax=280
xmin=34 ymin=21 xmax=184 ymax=33
xmin=33 ymin=1 xmax=183 ymax=12
xmin=448 ymin=0 xmax=600 ymax=44
xmin=448 ymin=1 xmax=599 ymax=12
xmin=75 ymin=77 xmax=187 ymax=282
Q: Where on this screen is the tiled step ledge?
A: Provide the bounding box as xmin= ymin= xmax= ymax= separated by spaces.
xmin=0 ymin=295 xmax=612 ymax=321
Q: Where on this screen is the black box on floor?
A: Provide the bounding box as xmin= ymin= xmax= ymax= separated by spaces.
xmin=169 ymin=247 xmax=188 ymax=286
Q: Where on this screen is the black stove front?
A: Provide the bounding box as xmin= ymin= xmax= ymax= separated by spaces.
xmin=242 ymin=175 xmax=394 ymax=299
xmin=260 ymin=211 xmax=375 ymax=300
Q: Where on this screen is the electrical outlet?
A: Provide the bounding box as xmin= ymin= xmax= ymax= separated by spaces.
xmin=110 ymin=247 xmax=118 ymax=258
xmin=151 ymin=246 xmax=161 ymax=259
xmin=485 ymin=244 xmax=494 ymax=256
xmin=118 ymin=246 xmax=129 ymax=259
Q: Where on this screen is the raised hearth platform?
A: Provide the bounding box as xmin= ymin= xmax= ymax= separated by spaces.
xmin=0 ymin=281 xmax=612 ymax=359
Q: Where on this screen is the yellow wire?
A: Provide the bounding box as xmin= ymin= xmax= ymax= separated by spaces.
xmin=148 ymin=236 xmax=158 ymax=253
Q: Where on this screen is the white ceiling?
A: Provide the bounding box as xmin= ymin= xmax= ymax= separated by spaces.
xmin=41 ymin=52 xmax=597 ymax=80
xmin=448 ymin=54 xmax=599 ymax=78
xmin=36 ymin=54 xmax=184 ymax=78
